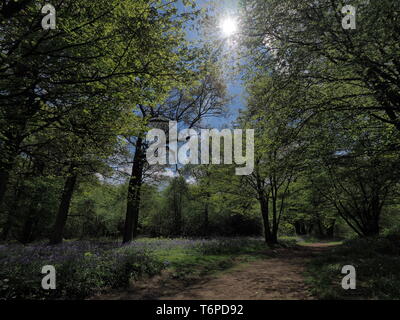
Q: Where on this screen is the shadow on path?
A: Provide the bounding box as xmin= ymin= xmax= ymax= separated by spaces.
xmin=91 ymin=243 xmax=337 ymax=300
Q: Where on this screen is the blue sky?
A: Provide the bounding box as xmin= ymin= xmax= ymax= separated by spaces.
xmin=178 ymin=0 xmax=245 ymax=129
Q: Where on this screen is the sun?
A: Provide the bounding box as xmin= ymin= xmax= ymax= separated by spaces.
xmin=220 ymin=17 xmax=238 ymax=37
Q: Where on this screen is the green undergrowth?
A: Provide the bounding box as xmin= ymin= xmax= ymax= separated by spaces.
xmin=306 ymin=232 xmax=400 ymax=300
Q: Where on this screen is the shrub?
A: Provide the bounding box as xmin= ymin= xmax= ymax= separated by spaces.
xmin=0 ymin=242 xmax=164 ymax=300
xmin=195 ymin=238 xmax=267 ymax=255
xmin=306 ymin=231 xmax=400 ymax=300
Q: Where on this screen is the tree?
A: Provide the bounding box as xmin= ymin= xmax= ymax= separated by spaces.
xmin=122 ymin=69 xmax=228 ymax=243
xmin=241 ymin=0 xmax=400 ymax=130
xmin=1 ymin=0 xmax=34 ymax=18
xmin=164 ymin=176 xmax=190 ymax=236
xmin=1 ymin=0 xmax=204 ymax=244
xmin=304 ymin=110 xmax=400 ymax=237
xmin=240 ymin=1 xmax=400 ymax=239
xmin=0 ymin=0 xmax=191 ymax=209
xmin=236 ymin=73 xmax=305 ymax=244
xmin=184 ymin=164 xmax=215 ymax=236
xmin=286 ymin=174 xmax=337 ymax=238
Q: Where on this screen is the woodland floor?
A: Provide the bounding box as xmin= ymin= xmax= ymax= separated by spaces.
xmin=92 ymin=243 xmax=338 ymax=300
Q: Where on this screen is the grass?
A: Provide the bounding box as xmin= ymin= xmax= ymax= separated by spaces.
xmin=299 ymin=241 xmax=343 ymax=246
xmin=295 ymin=234 xmax=344 ymax=246
xmin=151 ymin=238 xmax=273 ymax=282
xmin=305 ymin=232 xmax=400 ymax=300
xmin=1 ymin=237 xmax=298 ymax=300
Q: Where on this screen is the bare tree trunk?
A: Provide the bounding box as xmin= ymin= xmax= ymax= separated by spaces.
xmin=173 ymin=191 xmax=182 ymax=236
xmin=317 ymin=219 xmax=324 ymax=238
xmin=0 ymin=154 xmax=17 ymax=209
xmin=295 ymin=221 xmax=307 ymax=236
xmin=270 ymin=185 xmax=279 ymax=244
xmin=0 ymin=140 xmax=22 ymax=210
xmin=326 ymin=220 xmax=336 ymax=238
xmin=0 ymin=169 xmax=10 ymax=209
xmin=203 ymin=193 xmax=210 ymax=237
xmin=1 ymin=216 xmax=13 ymax=241
xmin=1 ymin=183 xmax=22 ymax=240
xmin=123 ymin=137 xmax=145 ymax=243
xmin=259 ymin=194 xmax=274 ymax=245
xmin=294 ymin=222 xmax=301 ymax=235
xmin=271 ymin=199 xmax=278 ymax=243
xmin=20 ymin=214 xmax=38 ymax=244
xmin=361 ymin=195 xmax=382 ymax=237
xmin=362 ymin=215 xmax=380 ymax=237
xmin=301 ymin=223 xmax=307 ymax=235
xmin=49 ymin=169 xmax=78 ymax=245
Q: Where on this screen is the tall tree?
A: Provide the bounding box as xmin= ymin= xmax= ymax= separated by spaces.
xmin=122 ymin=69 xmax=228 ymax=243
xmin=241 ymin=0 xmax=400 ymax=130
xmin=0 ymin=0 xmax=191 ymax=208
xmin=305 ymin=112 xmax=400 ymax=237
xmin=237 ymin=73 xmax=305 ymax=244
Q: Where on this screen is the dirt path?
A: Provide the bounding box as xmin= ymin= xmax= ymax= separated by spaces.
xmin=92 ymin=244 xmax=335 ymax=300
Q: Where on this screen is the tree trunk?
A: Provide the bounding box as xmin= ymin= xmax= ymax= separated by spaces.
xmin=1 ymin=217 xmax=12 ymax=241
xmin=326 ymin=220 xmax=336 ymax=238
xmin=259 ymin=195 xmax=274 ymax=245
xmin=270 ymin=190 xmax=279 ymax=244
xmin=0 ymin=142 xmax=21 ymax=209
xmin=49 ymin=170 xmax=78 ymax=245
xmin=1 ymin=0 xmax=35 ymax=19
xmin=294 ymin=222 xmax=301 ymax=235
xmin=363 ymin=216 xmax=380 ymax=237
xmin=20 ymin=214 xmax=37 ymax=244
xmin=295 ymin=221 xmax=307 ymax=236
xmin=317 ymin=219 xmax=324 ymax=238
xmin=203 ymin=199 xmax=209 ymax=237
xmin=362 ymin=196 xmax=382 ymax=237
xmin=172 ymin=187 xmax=182 ymax=236
xmin=271 ymin=221 xmax=278 ymax=243
xmin=270 ymin=229 xmax=278 ymax=244
xmin=0 ymin=155 xmax=16 ymax=209
xmin=0 ymin=169 xmax=10 ymax=209
xmin=301 ymin=223 xmax=307 ymax=235
xmin=123 ymin=137 xmax=145 ymax=243
xmin=1 ymin=185 xmax=22 ymax=240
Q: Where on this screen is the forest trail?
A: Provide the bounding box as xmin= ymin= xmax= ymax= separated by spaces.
xmin=93 ymin=243 xmax=337 ymax=300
